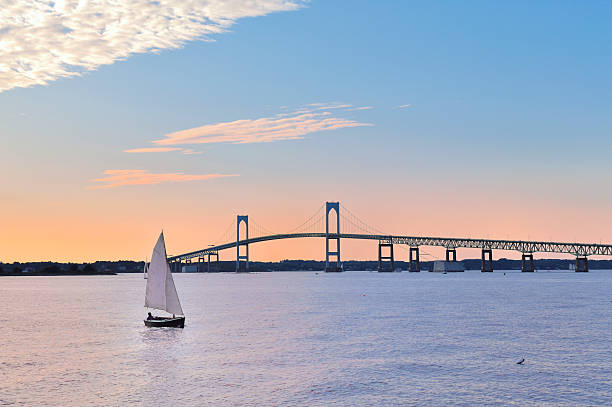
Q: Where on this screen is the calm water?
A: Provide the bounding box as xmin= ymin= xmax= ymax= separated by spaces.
xmin=1 ymin=271 xmax=611 ymax=406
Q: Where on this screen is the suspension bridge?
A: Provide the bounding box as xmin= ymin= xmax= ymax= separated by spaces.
xmin=167 ymin=202 xmax=612 ymax=273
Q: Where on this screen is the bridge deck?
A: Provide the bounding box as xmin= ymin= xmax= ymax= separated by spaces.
xmin=167 ymin=233 xmax=612 ymax=262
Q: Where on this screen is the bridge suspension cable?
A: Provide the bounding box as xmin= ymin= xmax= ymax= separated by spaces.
xmin=250 ymin=219 xmax=276 ymax=239
xmin=286 ymin=204 xmax=326 ymax=234
xmin=339 ymin=203 xmax=387 ymax=235
xmin=338 ymin=203 xmax=439 ymax=260
xmin=214 ymin=219 xmax=236 ymax=245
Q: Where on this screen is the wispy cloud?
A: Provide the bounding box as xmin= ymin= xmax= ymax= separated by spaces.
xmin=151 ymin=106 xmax=372 ymax=146
xmin=124 ymin=147 xmax=182 ymax=153
xmin=181 ymin=149 xmax=203 ymax=155
xmin=346 ymin=106 xmax=373 ymax=111
xmin=88 ymin=169 xmax=237 ymax=189
xmin=305 ymin=102 xmax=353 ymax=110
xmin=396 ymin=104 xmax=412 ymax=109
xmin=0 ymin=0 xmax=305 ymax=93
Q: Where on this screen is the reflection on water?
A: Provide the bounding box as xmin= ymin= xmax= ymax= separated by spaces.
xmin=1 ymin=271 xmax=612 ymax=406
xmin=140 ymin=326 xmax=184 ymax=344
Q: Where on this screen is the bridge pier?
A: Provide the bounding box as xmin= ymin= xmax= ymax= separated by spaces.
xmin=575 ymin=256 xmax=588 ymax=272
xmin=325 ymin=202 xmax=342 ymax=272
xmin=409 ymin=247 xmax=420 ymax=272
xmin=378 ymin=241 xmax=394 ymax=272
xmin=236 ymin=215 xmax=249 ymax=272
xmin=481 ymin=248 xmax=493 ymax=272
xmin=207 ymin=251 xmax=219 ymax=273
xmin=445 ymin=248 xmax=457 ymax=262
xmin=521 ymin=253 xmax=534 ymax=272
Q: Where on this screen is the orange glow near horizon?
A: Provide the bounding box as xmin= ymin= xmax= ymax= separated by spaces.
xmin=3 ymin=183 xmax=612 ymax=263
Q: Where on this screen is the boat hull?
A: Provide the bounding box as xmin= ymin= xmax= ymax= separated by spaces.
xmin=144 ymin=316 xmax=185 ymax=328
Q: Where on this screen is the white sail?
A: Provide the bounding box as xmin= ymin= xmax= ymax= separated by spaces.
xmin=145 ymin=232 xmax=184 ymax=316
xmin=164 ymin=261 xmax=183 ymax=315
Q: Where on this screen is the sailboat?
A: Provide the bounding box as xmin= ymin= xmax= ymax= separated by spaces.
xmin=144 ymin=232 xmax=185 ymax=328
xmin=143 ymin=259 xmax=148 ymax=279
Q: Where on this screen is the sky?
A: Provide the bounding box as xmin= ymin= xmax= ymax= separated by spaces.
xmin=2 ymin=0 xmax=612 ymax=263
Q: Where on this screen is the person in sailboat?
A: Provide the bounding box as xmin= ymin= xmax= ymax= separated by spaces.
xmin=147 ymin=312 xmax=154 ymax=320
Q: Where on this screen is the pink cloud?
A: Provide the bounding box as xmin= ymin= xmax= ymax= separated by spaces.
xmin=153 ymin=109 xmax=372 ymax=146
xmin=88 ymin=170 xmax=238 ymax=189
xmin=181 ymin=149 xmax=203 ymax=155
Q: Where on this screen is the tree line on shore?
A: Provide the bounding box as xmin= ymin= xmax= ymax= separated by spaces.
xmin=3 ymin=258 xmax=612 ymax=275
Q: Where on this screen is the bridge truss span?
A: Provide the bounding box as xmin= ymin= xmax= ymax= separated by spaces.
xmin=380 ymin=236 xmax=612 ymax=257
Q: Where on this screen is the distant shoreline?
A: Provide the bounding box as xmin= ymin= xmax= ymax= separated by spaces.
xmin=0 ymin=262 xmax=117 ymax=276
xmin=0 ymin=270 xmax=116 ymax=276
xmin=3 ymin=258 xmax=612 ymax=275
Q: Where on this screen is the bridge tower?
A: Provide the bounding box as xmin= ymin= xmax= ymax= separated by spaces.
xmin=236 ymin=215 xmax=249 ymax=272
xmin=325 ymin=202 xmax=342 ymax=272
xmin=378 ymin=240 xmax=394 ymax=272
